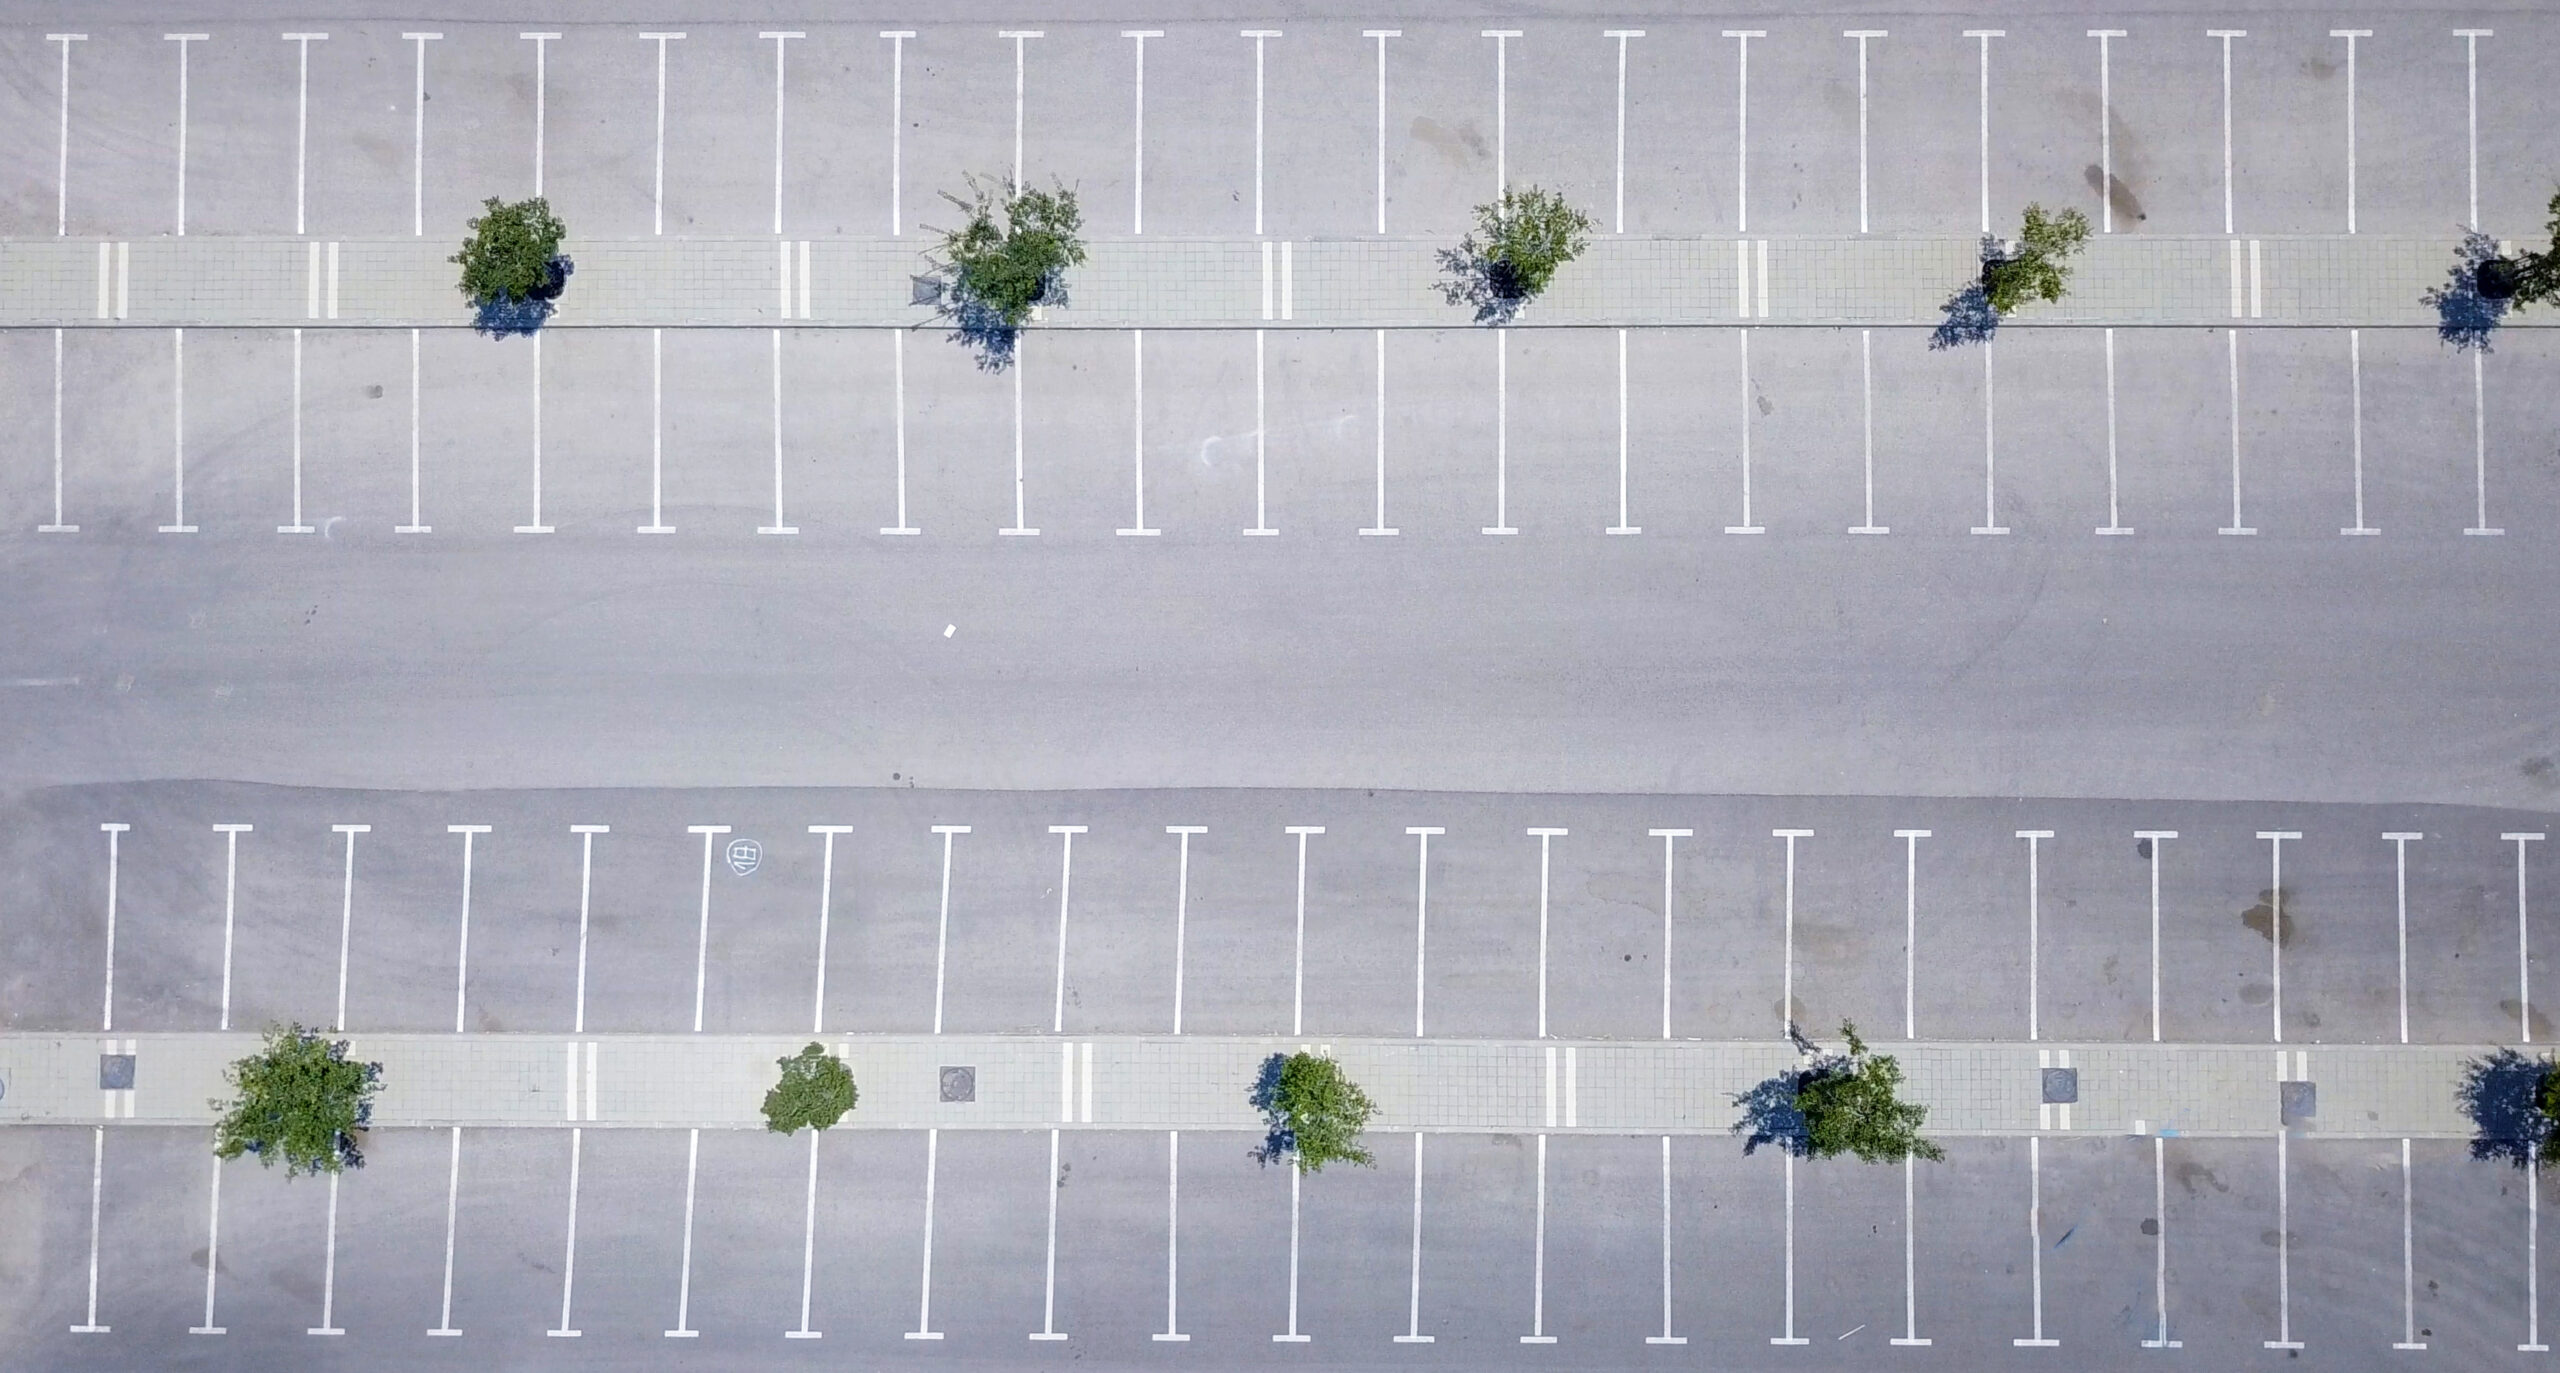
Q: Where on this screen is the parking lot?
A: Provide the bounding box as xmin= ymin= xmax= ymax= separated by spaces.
xmin=0 ymin=781 xmax=2554 ymax=1367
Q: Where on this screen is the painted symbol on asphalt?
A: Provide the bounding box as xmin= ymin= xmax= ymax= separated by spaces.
xmin=726 ymin=839 xmax=762 ymax=877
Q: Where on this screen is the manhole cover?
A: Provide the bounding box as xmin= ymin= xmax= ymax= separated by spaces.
xmin=2041 ymin=1067 xmax=2079 ymax=1104
xmin=98 ymin=1054 xmax=134 ymax=1091
xmin=939 ymin=1066 xmax=976 ymax=1104
xmin=2280 ymin=1080 xmax=2316 ymax=1124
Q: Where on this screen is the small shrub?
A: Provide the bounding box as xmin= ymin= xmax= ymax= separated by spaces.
xmin=1734 ymin=1021 xmax=1943 ymax=1164
xmin=1250 ymin=1051 xmax=1378 ymax=1174
xmin=930 ymin=176 xmax=1086 ymax=366
xmin=452 ymin=196 xmax=570 ymax=334
xmin=212 ymin=1024 xmax=382 ymax=1177
xmin=1439 ymin=186 xmax=1594 ymax=324
xmin=1980 ymin=204 xmax=2091 ymax=316
xmin=763 ymin=1043 xmax=858 ymax=1134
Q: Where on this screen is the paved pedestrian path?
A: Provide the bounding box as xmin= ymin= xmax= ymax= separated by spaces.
xmin=0 ymin=233 xmax=2497 ymax=331
xmin=3 ymin=1031 xmax=2489 ymax=1140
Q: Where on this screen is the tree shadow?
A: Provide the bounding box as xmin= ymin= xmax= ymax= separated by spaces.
xmin=1731 ymin=1021 xmax=1826 ymax=1157
xmin=469 ymin=255 xmax=573 ymax=338
xmin=2424 ymin=230 xmax=2509 ymax=353
xmin=1436 ymin=247 xmax=1528 ymax=326
xmin=2459 ymin=1048 xmax=2553 ymax=1169
xmin=1247 ymin=1051 xmax=1292 ymax=1167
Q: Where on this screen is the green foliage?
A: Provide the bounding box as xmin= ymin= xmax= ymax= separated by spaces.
xmin=934 ymin=177 xmax=1087 ymax=328
xmin=1470 ymin=186 xmax=1593 ymax=300
xmin=2508 ymin=189 xmax=2560 ymax=308
xmin=762 ymin=1043 xmax=858 ymax=1134
xmin=1795 ymin=1022 xmax=1945 ymax=1164
xmin=451 ymin=196 xmax=568 ymax=307
xmin=1981 ymin=203 xmax=2091 ymax=315
xmin=212 ymin=1024 xmax=382 ymax=1177
xmin=1253 ymin=1052 xmax=1378 ymax=1174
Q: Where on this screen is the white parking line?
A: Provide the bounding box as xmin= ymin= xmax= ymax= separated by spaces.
xmin=637 ymin=332 xmax=673 ymax=532
xmin=49 ymin=35 xmax=84 ymax=237
xmin=2019 ymin=830 xmax=2052 ymax=1039
xmin=330 ymin=824 xmax=369 ymax=1031
xmin=1246 ymin=329 xmax=1276 ymax=534
xmin=1893 ymin=1152 xmax=1929 ymax=1344
xmin=1120 ymin=331 xmax=1159 ymax=535
xmin=2014 ymin=1135 xmax=2056 ymax=1345
xmin=558 ymin=825 xmax=604 ymax=1033
xmin=2216 ymin=332 xmax=2255 ymax=535
xmin=1608 ymin=330 xmax=1639 ymax=534
xmin=1002 ymin=354 xmax=1037 ymax=536
xmin=72 ymin=1125 xmax=108 ymax=1333
xmin=161 ymin=331 xmax=196 ymax=533
xmin=1481 ymin=30 xmax=1520 ymax=194
xmin=2142 ymin=1135 xmax=2178 ymax=1346
xmin=2207 ymin=31 xmax=2245 ymax=234
xmin=516 ymin=334 xmax=552 ymax=533
xmin=399 ymin=329 xmax=429 ymax=533
xmin=2456 ymin=30 xmax=2490 ymax=228
xmin=2258 ymin=831 xmax=2300 ymax=1040
xmin=1527 ymin=828 xmax=1566 ymax=1036
xmin=2089 ymin=31 xmax=2123 ymax=231
xmin=640 ymin=34 xmax=684 ymax=235
xmin=1841 ymin=32 xmax=1883 ymax=233
xmin=1407 ymin=828 xmax=1443 ymax=1036
xmin=1124 ymin=32 xmax=1161 ymax=231
xmin=165 ymin=35 xmax=206 ymax=236
xmin=190 ymin=1155 xmax=226 ymax=1334
xmin=1243 ymin=31 xmax=1279 ymax=236
xmin=1972 ymin=342 xmax=2005 ymax=535
xmin=1034 ymin=1127 xmax=1067 ymax=1340
xmin=96 ymin=823 xmax=126 ymax=1031
xmin=1853 ymin=330 xmax=1894 ymax=532
xmin=1277 ymin=1164 xmax=1308 ymax=1342
xmin=446 ymin=825 xmax=490 ymax=1031
xmin=2097 ymin=329 xmax=2132 ymax=534
xmin=664 ymin=1127 xmax=700 ymax=1337
xmin=1396 ymin=1131 xmax=1431 ymax=1342
xmin=2509 ymin=833 xmax=2546 ymax=1042
xmin=883 ymin=33 xmax=913 ymax=232
xmin=1047 ymin=825 xmax=1083 ymax=1032
xmin=281 ymin=329 xmax=314 ymax=533
xmin=42 ymin=328 xmax=74 ymax=533
xmin=306 ymin=1172 xmax=345 ymax=1335
xmin=1726 ymin=330 xmax=1762 ymax=534
xmin=1286 ymin=826 xmax=1323 ymax=1035
xmin=788 ymin=1127 xmax=822 ymax=1338
xmin=1723 ymin=32 xmax=1762 ymax=231
xmin=883 ymin=331 xmax=919 ymax=534
xmin=1363 ymin=331 xmax=1395 ymax=534
xmin=2385 ymin=832 xmax=2421 ymax=1042
xmin=1484 ymin=332 xmax=1515 ymax=534
xmin=2332 ymin=31 xmax=2368 ymax=232
xmin=1167 ymin=826 xmax=1207 ymax=1032
xmin=1604 ymin=31 xmax=1644 ymax=232
xmin=999 ymin=31 xmax=1043 ymax=189
xmin=284 ymin=34 xmax=325 ymax=234
xmin=807 ymin=826 xmax=850 ymax=1034
xmin=2135 ymin=831 xmax=2176 ymax=1041
xmin=2467 ymin=353 xmax=2500 ymax=536
xmin=2344 ymin=331 xmax=2376 ymax=535
xmin=685 ymin=825 xmax=729 ymax=1032
xmin=762 ymin=332 xmax=797 ymax=534
xmin=1646 ymin=1135 xmax=1683 ymax=1343
xmin=1774 ymin=829 xmax=1812 ymax=1035
xmin=1650 ymin=829 xmax=1691 ymax=1039
xmin=1364 ymin=32 xmax=1399 ymax=233
xmin=430 ymin=1121 xmax=465 ymax=1332
xmin=403 ymin=35 xmax=441 ymax=237
xmin=1773 ymin=1151 xmax=1806 ymax=1343
xmin=549 ymin=1126 xmax=583 ymax=1336
xmin=1963 ymin=31 xmax=2003 ymax=233
xmin=907 ymin=1127 xmax=945 ymax=1339
xmin=761 ymin=32 xmax=800 ymax=235
xmin=1521 ymin=1132 xmax=1553 ymax=1343
xmin=1896 ymin=829 xmax=1929 ymax=1037
xmin=210 ymin=824 xmax=251 ymax=1027
xmin=2396 ymin=1137 xmax=2424 ymax=1349
xmin=2529 ymin=1158 xmax=2550 ymax=1352
xmin=2267 ymin=1115 xmax=2302 ymax=1349
xmin=1155 ymin=1130 xmax=1190 ymax=1341
xmin=930 ymin=824 xmax=968 ymax=1034
xmin=521 ymin=33 xmax=557 ymax=195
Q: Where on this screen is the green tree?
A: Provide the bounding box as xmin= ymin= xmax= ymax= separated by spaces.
xmin=2502 ymin=190 xmax=2560 ymax=307
xmin=212 ymin=1024 xmax=383 ymax=1177
xmin=762 ymin=1043 xmax=858 ymax=1134
xmin=1981 ymin=203 xmax=2092 ymax=315
xmin=451 ymin=196 xmax=568 ymax=310
xmin=1795 ymin=1022 xmax=1945 ymax=1164
xmin=1441 ymin=187 xmax=1594 ymax=322
xmin=1252 ymin=1052 xmax=1378 ymax=1174
xmin=933 ymin=177 xmax=1087 ymax=330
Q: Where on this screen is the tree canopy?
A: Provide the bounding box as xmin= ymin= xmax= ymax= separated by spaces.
xmin=212 ymin=1024 xmax=382 ymax=1177
xmin=1793 ymin=1022 xmax=1945 ymax=1164
xmin=1440 ymin=186 xmax=1594 ymax=323
xmin=1251 ymin=1051 xmax=1378 ymax=1174
xmin=935 ymin=177 xmax=1086 ymax=330
xmin=1981 ymin=203 xmax=2091 ymax=316
xmin=762 ymin=1043 xmax=859 ymax=1134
